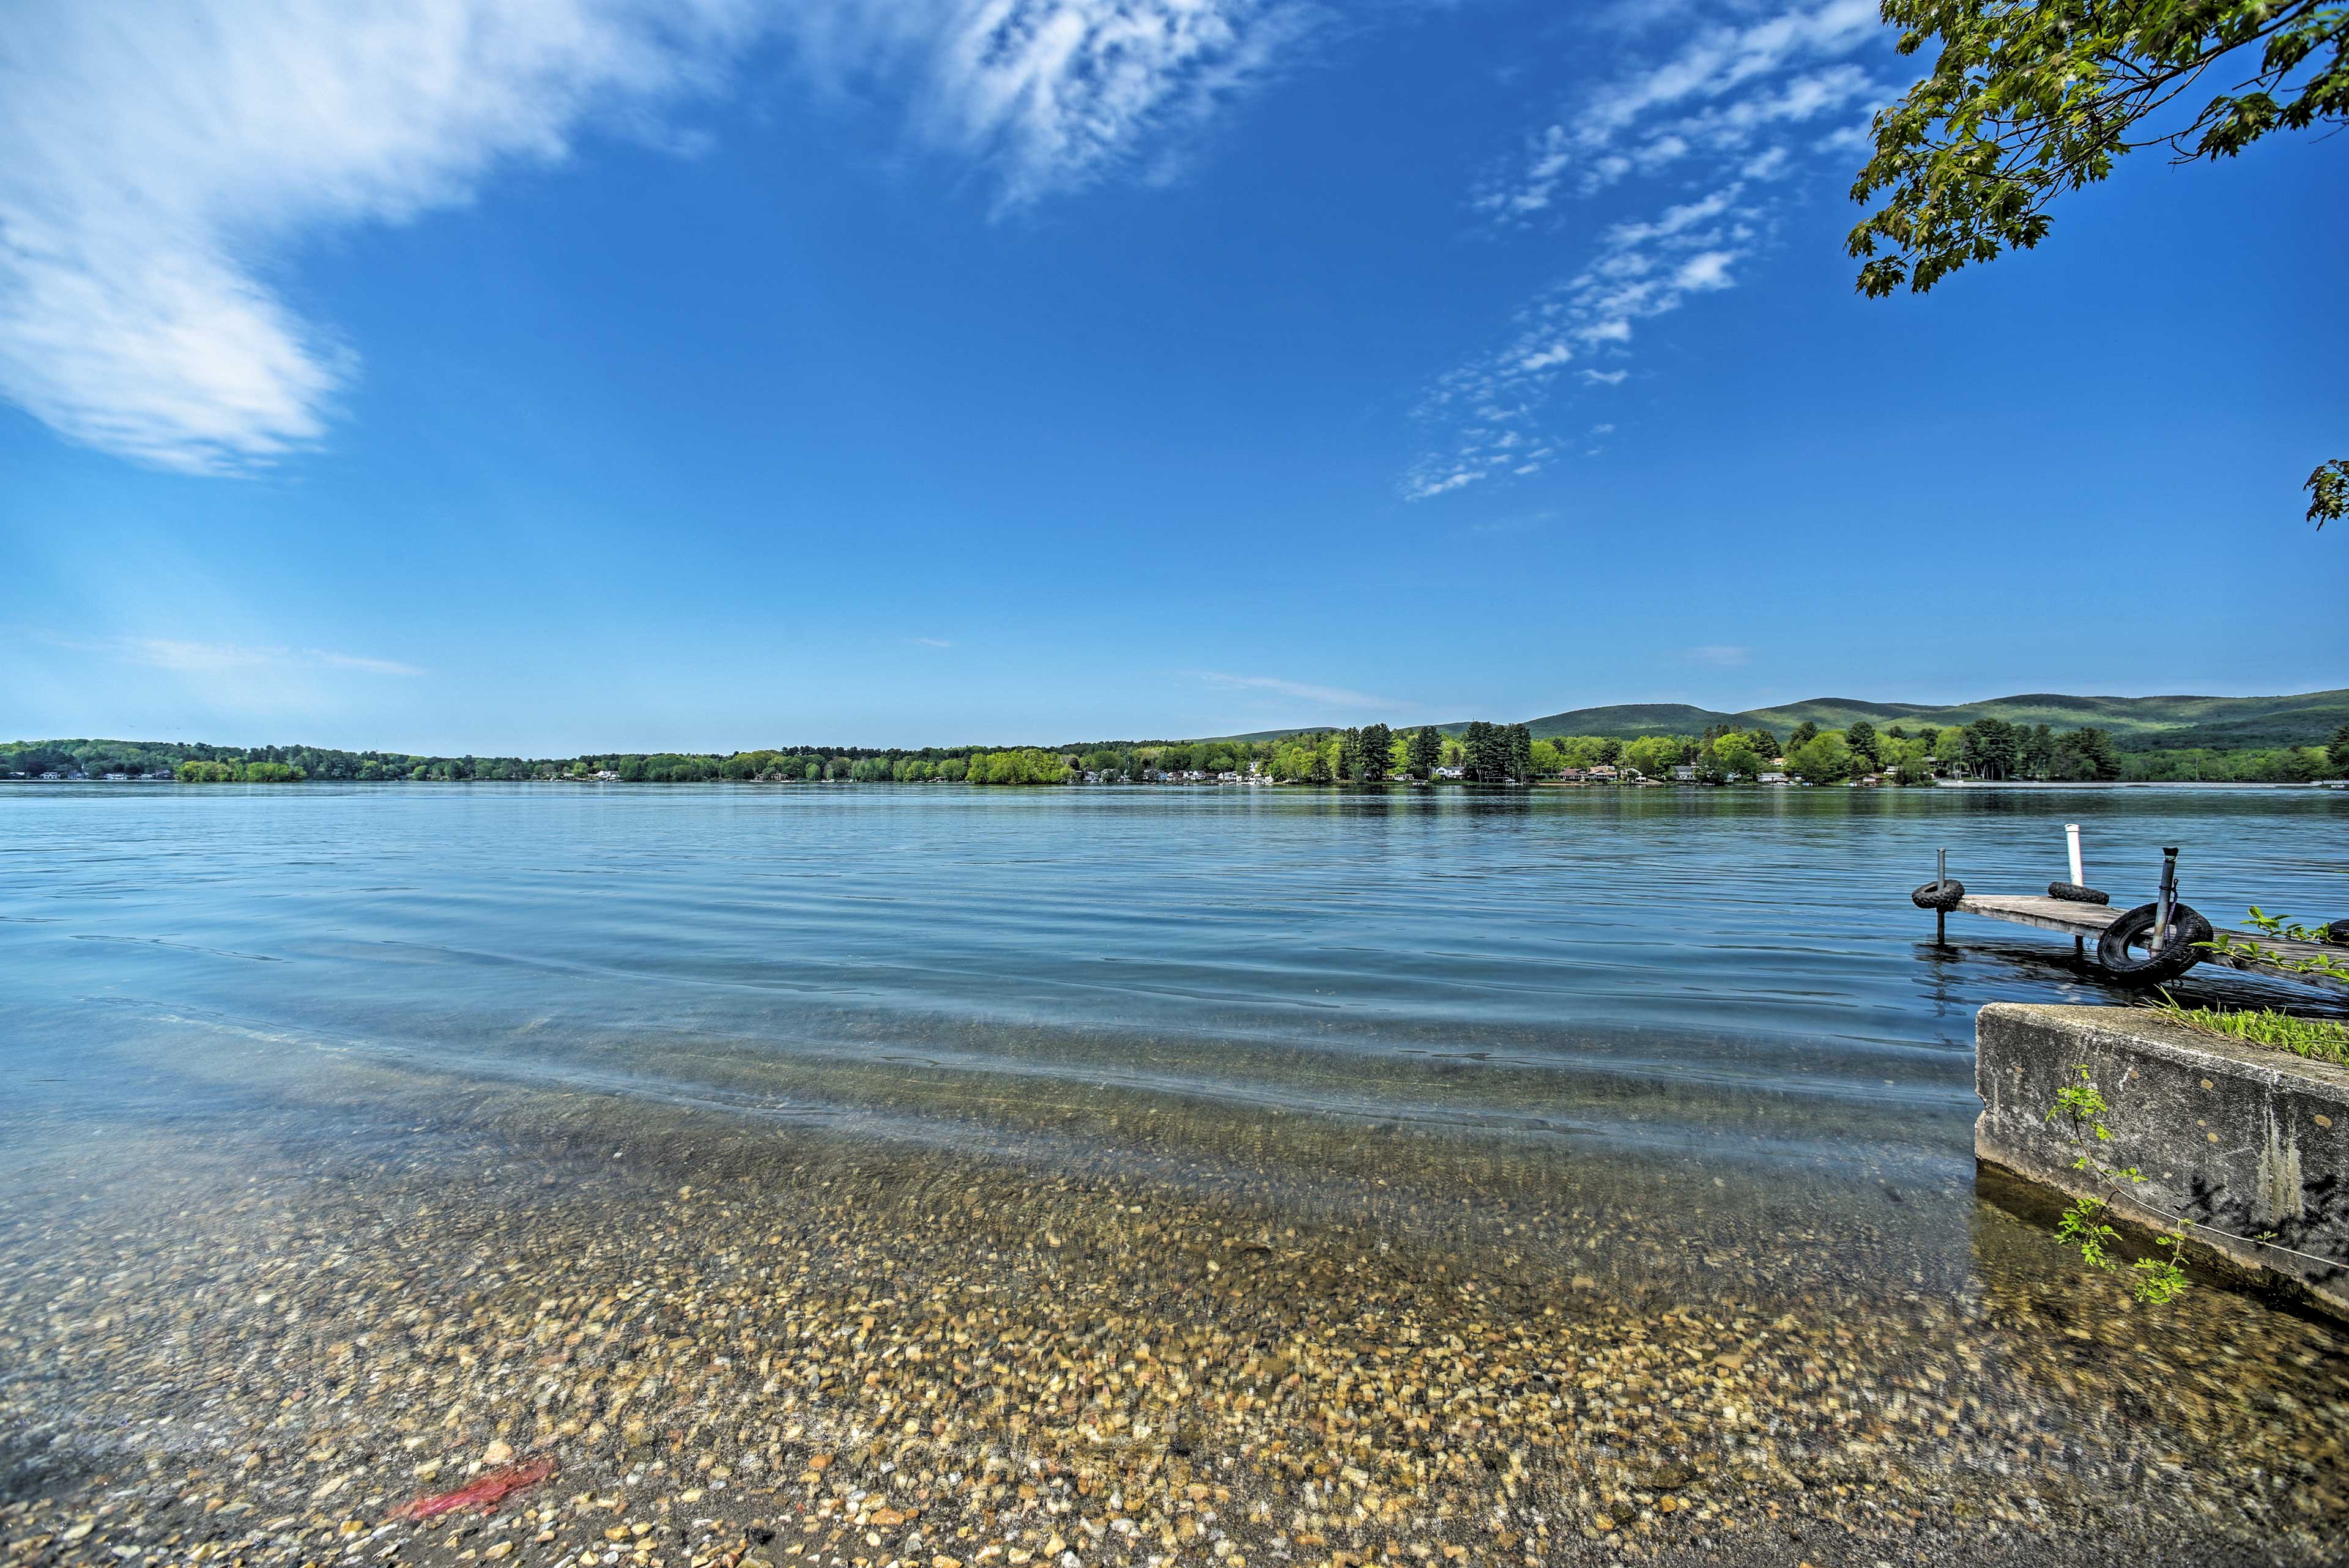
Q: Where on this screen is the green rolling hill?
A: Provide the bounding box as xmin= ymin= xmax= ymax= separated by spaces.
xmin=1226 ymin=689 xmax=2349 ymax=751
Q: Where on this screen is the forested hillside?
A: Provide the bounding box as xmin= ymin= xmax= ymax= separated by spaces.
xmin=11 ymin=685 xmax=2347 ymax=788
xmin=1512 ymin=689 xmax=2349 ymax=750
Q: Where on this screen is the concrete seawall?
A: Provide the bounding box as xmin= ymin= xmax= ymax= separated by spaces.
xmin=1976 ymin=1002 xmax=2349 ymax=1320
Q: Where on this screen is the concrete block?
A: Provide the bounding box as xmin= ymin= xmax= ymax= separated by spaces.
xmin=1975 ymin=1002 xmax=2349 ymax=1320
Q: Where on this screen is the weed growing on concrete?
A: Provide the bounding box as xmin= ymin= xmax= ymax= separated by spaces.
xmin=2145 ymin=993 xmax=2349 ymax=1068
xmin=2046 ymin=1067 xmax=2191 ymax=1305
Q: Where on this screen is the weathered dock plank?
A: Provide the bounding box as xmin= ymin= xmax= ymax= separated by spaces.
xmin=1954 ymin=894 xmax=2121 ymax=938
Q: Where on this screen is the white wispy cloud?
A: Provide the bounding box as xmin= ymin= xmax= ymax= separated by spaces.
xmin=0 ymin=2 xmax=767 ymax=476
xmin=1684 ymin=644 xmax=1748 ymax=668
xmin=1473 ymin=0 xmax=1880 ymax=217
xmin=1408 ymin=0 xmax=1891 ymax=500
xmin=0 ymin=1 xmax=1321 ymax=475
xmin=1198 ymin=671 xmax=1400 ymax=710
xmin=1405 ymin=182 xmax=1753 ymax=498
xmin=128 ymin=638 xmax=426 ymax=677
xmin=912 ymin=635 xmax=954 ymax=648
xmin=800 ymin=0 xmax=1326 ymax=209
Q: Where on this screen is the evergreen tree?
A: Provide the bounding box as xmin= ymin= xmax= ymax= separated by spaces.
xmin=1962 ymin=719 xmax=2019 ymax=780
xmin=1789 ymin=720 xmax=1819 ymax=750
xmin=2019 ymin=723 xmax=2056 ymax=779
xmin=1844 ymin=720 xmax=1879 ymax=766
xmin=1406 ymin=726 xmax=1443 ymax=779
xmin=1460 ymin=721 xmax=1515 ymax=783
xmin=2052 ymin=726 xmax=2121 ymax=782
xmin=1357 ymin=723 xmax=1393 ymax=782
xmin=1507 ymin=723 xmax=1535 ymax=783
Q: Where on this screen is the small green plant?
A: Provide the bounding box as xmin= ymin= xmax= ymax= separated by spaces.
xmin=2144 ymin=992 xmax=2349 ymax=1068
xmin=2244 ymin=907 xmax=2335 ymax=944
xmin=2198 ymin=908 xmax=2349 ymax=985
xmin=2044 ymin=1067 xmax=2190 ymax=1305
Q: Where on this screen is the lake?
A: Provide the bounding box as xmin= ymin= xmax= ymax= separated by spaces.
xmin=4 ymin=782 xmax=2347 ymax=1566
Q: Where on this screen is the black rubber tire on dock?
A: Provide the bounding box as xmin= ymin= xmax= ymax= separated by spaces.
xmin=2047 ymin=882 xmax=2109 ymax=905
xmin=1911 ymin=879 xmax=1964 ymax=912
xmin=2326 ymin=920 xmax=2349 ymax=947
xmin=2095 ymin=902 xmax=2214 ymax=987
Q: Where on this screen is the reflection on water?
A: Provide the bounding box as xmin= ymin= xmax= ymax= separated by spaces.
xmin=3 ymin=782 xmax=2347 ymax=1563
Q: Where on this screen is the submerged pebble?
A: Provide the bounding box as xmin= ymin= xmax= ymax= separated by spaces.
xmin=2 ymin=1042 xmax=2345 ymax=1568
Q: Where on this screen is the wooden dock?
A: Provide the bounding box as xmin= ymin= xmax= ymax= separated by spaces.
xmin=1943 ymin=894 xmax=2349 ymax=993
xmin=1954 ymin=893 xmax=2121 ymax=939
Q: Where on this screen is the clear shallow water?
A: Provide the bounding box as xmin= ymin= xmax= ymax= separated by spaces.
xmin=6 ymin=782 xmax=2349 ymax=1564
xmin=6 ymin=781 xmax=2345 ymax=1163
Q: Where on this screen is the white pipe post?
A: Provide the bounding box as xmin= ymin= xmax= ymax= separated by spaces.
xmin=2065 ymin=823 xmax=2084 ymax=887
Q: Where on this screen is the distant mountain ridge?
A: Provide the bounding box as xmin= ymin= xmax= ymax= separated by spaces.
xmin=1224 ymin=689 xmax=2349 ymax=752
xmin=15 ymin=688 xmax=2345 ymax=766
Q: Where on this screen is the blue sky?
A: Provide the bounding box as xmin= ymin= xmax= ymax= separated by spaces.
xmin=2 ymin=0 xmax=2342 ymax=754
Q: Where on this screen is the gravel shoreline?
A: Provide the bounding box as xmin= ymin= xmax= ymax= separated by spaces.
xmin=5 ymin=1043 xmax=2346 ymax=1568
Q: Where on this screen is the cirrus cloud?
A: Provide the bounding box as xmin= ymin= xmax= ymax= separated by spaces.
xmin=1198 ymin=671 xmax=1401 ymax=711
xmin=1406 ymin=0 xmax=1894 ymax=501
xmin=0 ymin=0 xmax=1323 ymax=476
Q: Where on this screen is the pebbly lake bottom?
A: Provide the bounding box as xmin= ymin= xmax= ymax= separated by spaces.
xmin=4 ymin=1021 xmax=2346 ymax=1568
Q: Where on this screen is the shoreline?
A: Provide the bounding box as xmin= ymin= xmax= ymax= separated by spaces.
xmin=6 ymin=1035 xmax=2347 ymax=1567
xmin=8 ymin=775 xmax=2341 ymax=791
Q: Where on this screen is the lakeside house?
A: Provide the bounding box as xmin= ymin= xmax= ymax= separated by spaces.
xmin=1587 ymin=764 xmax=1620 ymax=782
xmin=1758 ymin=771 xmax=1789 ymax=784
xmin=1433 ymin=766 xmax=1464 ymax=779
xmin=1670 ymin=764 xmax=1697 ymax=782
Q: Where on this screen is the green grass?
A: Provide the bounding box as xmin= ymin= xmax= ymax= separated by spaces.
xmin=2146 ymin=995 xmax=2349 ymax=1068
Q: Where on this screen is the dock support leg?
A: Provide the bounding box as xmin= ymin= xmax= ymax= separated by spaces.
xmin=1937 ymin=909 xmax=1945 ymax=944
xmin=2075 ymin=936 xmax=2085 ymax=960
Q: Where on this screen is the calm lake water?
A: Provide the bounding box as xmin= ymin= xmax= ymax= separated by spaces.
xmin=6 ymin=782 xmax=2348 ymax=1564
xmin=8 ymin=782 xmax=2346 ymax=1161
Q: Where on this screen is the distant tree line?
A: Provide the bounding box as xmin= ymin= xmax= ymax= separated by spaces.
xmin=7 ymin=721 xmax=2345 ymax=788
xmin=176 ymin=759 xmax=304 ymax=783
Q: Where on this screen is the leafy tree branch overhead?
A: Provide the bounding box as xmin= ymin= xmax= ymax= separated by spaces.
xmin=1847 ymin=1 xmax=2345 ymax=528
xmin=2309 ymin=458 xmax=2347 ymax=529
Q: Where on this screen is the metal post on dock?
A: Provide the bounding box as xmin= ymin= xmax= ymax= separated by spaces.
xmin=1935 ymin=848 xmax=1946 ymax=944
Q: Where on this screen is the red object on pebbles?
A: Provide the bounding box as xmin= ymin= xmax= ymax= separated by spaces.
xmin=389 ymin=1456 xmax=557 ymax=1522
